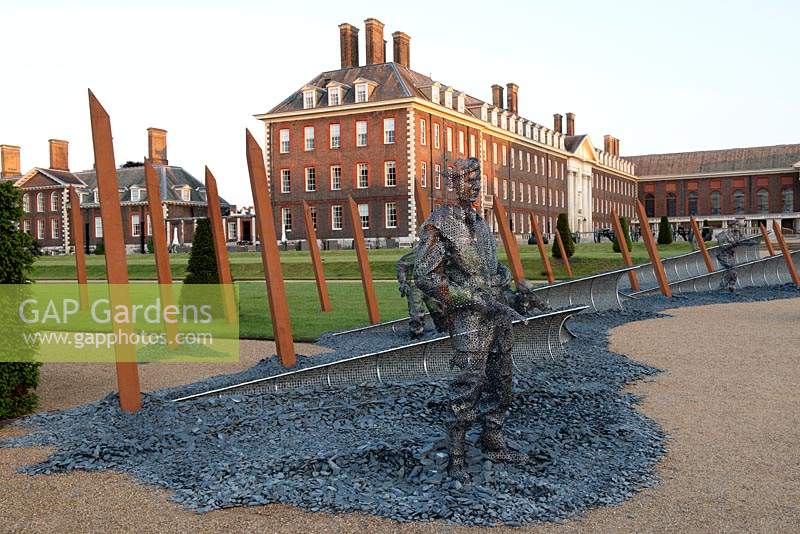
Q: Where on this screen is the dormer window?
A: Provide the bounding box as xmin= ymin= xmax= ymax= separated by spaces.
xmin=480 ymin=104 xmax=488 ymax=122
xmin=355 ymin=83 xmax=368 ymax=103
xmin=500 ymin=113 xmax=507 ymax=130
xmin=509 ymin=116 xmax=516 ymax=133
xmin=456 ymin=93 xmax=465 ymax=113
xmin=491 ymin=109 xmax=498 ymax=126
xmin=93 ymin=189 xmax=99 ymax=203
xmin=180 ymin=186 xmax=191 ymax=202
xmin=303 ymin=90 xmax=316 ymax=109
xmin=130 ymin=187 xmax=142 ymax=202
xmin=431 ymin=83 xmax=440 ymax=104
xmin=444 ymin=89 xmax=453 ymax=109
xmin=328 ymin=87 xmax=341 ymax=106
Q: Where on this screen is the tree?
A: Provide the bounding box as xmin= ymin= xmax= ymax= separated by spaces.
xmin=657 ymin=215 xmax=673 ymax=245
xmin=612 ymin=215 xmax=633 ymax=253
xmin=0 ymin=181 xmax=40 ymax=419
xmin=552 ymin=213 xmax=575 ymax=259
xmin=184 ymin=219 xmax=219 ymax=284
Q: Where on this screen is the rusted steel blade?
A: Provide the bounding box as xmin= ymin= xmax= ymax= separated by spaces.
xmin=204 ymin=167 xmax=237 ymax=323
xmin=88 ymin=89 xmax=141 ymax=412
xmin=689 ymin=216 xmax=715 ymax=272
xmin=759 ymin=222 xmax=776 ymax=256
xmin=414 ymin=181 xmax=430 ymax=228
xmin=68 ymin=186 xmax=89 ymax=309
xmin=611 ymin=207 xmax=640 ymax=291
xmin=301 ymin=200 xmax=331 ymax=312
xmin=772 ymin=220 xmax=800 ymax=286
xmin=347 ymin=195 xmax=380 ymax=324
xmin=245 ymin=130 xmax=296 ymax=367
xmin=529 ymin=212 xmax=554 ymax=284
xmin=491 ymin=194 xmax=525 ymax=284
xmin=554 ymin=229 xmax=574 ymax=278
xmin=636 ymin=200 xmax=671 ymax=297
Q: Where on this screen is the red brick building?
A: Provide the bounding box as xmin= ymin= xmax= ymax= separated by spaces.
xmin=628 ymin=145 xmax=800 ymax=232
xmin=6 ymin=130 xmax=228 ymax=254
xmin=255 ymin=18 xmax=638 ymax=246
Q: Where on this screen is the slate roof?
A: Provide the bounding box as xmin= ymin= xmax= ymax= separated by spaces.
xmin=564 ymin=135 xmax=588 ymax=154
xmin=39 ymin=168 xmax=86 ymax=186
xmin=626 ymin=144 xmax=800 ymax=177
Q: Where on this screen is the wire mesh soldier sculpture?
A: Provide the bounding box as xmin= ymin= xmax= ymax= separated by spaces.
xmin=716 ymin=219 xmax=744 ymax=292
xmin=414 ymin=157 xmax=529 ymax=482
xmin=396 ymin=248 xmax=447 ymax=338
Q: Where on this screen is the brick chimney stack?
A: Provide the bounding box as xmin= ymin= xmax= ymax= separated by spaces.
xmin=364 ymin=18 xmax=385 ymax=65
xmin=603 ymin=135 xmax=620 ymax=156
xmin=1 ymin=145 xmax=21 ymax=178
xmin=491 ymin=84 xmax=504 ymax=109
xmin=147 ymin=128 xmax=168 ymax=165
xmin=48 ymin=139 xmax=69 ymax=171
xmin=338 ymin=23 xmax=359 ymax=68
xmin=392 ymin=31 xmax=410 ymax=69
xmin=553 ymin=114 xmax=563 ymax=134
xmin=506 ymin=83 xmax=518 ymax=115
xmin=566 ymin=113 xmax=575 ymax=136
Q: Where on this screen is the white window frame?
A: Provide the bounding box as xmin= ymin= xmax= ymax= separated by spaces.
xmin=383 ymin=118 xmax=395 ymax=144
xmin=37 ymin=220 xmax=45 ymax=240
xmin=357 ymin=163 xmax=368 ymax=189
xmin=280 ymin=169 xmax=291 ymax=193
xmin=50 ymin=192 xmax=58 ymax=211
xmin=332 ymin=205 xmax=343 ymax=230
xmin=130 ymin=187 xmax=141 ymax=202
xmin=227 ymin=221 xmax=237 ymax=241
xmin=303 ymin=90 xmax=316 ymax=109
xmin=356 ymin=121 xmax=367 ymax=147
xmin=279 ymin=129 xmax=290 ymax=153
xmin=23 ymin=220 xmax=31 ymax=234
xmin=435 ymin=164 xmax=441 ymax=189
xmin=419 ymin=119 xmax=426 ymax=145
xmin=131 ymin=214 xmax=141 ymax=237
xmin=36 ymin=193 xmax=44 ymax=212
xmin=385 ymin=202 xmax=397 ymax=229
xmin=304 ymin=126 xmax=315 ymax=151
xmin=469 ymin=134 xmax=476 ymax=158
xmin=51 ymin=218 xmax=59 ymax=239
xmin=355 ymin=83 xmax=368 ymax=103
xmin=305 ymin=167 xmax=316 ymax=192
xmin=457 ymin=94 xmax=465 ymax=113
xmin=458 ymin=131 xmax=465 ymax=154
xmin=358 ymin=203 xmax=369 ymax=229
xmin=431 ymin=84 xmax=440 ymax=104
xmin=384 ymin=161 xmax=397 ymax=187
xmin=444 ymin=89 xmax=453 ymax=109
xmin=327 ymin=87 xmax=340 ymax=106
xmin=446 ymin=127 xmax=453 ymax=152
xmin=420 ymin=162 xmax=427 ymax=188
xmin=22 ymin=194 xmax=30 ymax=213
xmin=281 ymin=207 xmax=292 ymax=232
xmin=94 ymin=216 xmax=103 ymax=238
xmin=330 ymin=165 xmax=341 ymax=191
xmin=433 ymin=124 xmax=440 ymax=149
xmin=329 ymin=123 xmax=340 ymax=149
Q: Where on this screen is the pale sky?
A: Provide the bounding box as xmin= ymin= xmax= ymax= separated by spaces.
xmin=1 ymin=0 xmax=798 ymax=206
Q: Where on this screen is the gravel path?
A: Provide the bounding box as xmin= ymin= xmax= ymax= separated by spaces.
xmin=1 ymin=290 xmax=798 ymax=532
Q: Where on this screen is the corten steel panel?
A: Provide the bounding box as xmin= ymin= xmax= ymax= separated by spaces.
xmin=88 ymin=90 xmax=141 ymax=413
xmin=347 ymin=195 xmax=380 ymax=324
xmin=690 ymin=217 xmax=715 ymax=272
xmin=144 ymin=159 xmax=179 ymax=343
xmin=611 ymin=207 xmax=640 ymax=291
xmin=245 ymin=131 xmax=296 ymax=367
xmin=302 ymin=200 xmax=332 ymax=312
xmin=492 ymin=194 xmax=525 ymax=284
xmin=204 ymin=167 xmax=237 ymax=323
xmin=772 ymin=220 xmax=800 ymax=286
xmin=636 ymin=200 xmax=671 ymax=297
xmin=68 ymin=187 xmax=89 ymax=309
xmin=172 ymin=306 xmax=585 ymax=401
xmin=554 ymin=230 xmax=574 ymax=278
xmin=529 ymin=212 xmax=555 ymax=284
xmin=414 ymin=182 xmax=430 ymax=228
xmin=760 ymin=223 xmax=776 ymax=256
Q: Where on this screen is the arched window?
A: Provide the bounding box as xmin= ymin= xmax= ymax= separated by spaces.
xmin=733 ymin=190 xmax=745 ymax=214
xmin=757 ymin=188 xmax=769 ymax=213
xmin=666 ymin=193 xmax=677 ymax=217
xmin=782 ymin=188 xmax=794 ymax=213
xmin=50 ymin=191 xmax=59 ymax=212
xmin=36 ymin=193 xmax=44 ymax=212
xmin=22 ymin=194 xmax=30 ymax=213
xmin=710 ymin=191 xmax=721 ymax=214
xmin=645 ymin=193 xmax=655 ymax=217
xmin=688 ymin=192 xmax=698 ymax=216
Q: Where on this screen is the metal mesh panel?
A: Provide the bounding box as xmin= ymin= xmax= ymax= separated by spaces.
xmin=532 ymin=267 xmax=633 ymax=313
xmin=173 ymin=307 xmax=586 ymax=402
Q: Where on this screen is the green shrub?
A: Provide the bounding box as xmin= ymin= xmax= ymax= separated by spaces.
xmin=146 ymin=237 xmax=154 ymax=254
xmin=0 ymin=181 xmax=40 ymax=420
xmin=612 ymin=216 xmax=633 ymax=253
xmin=184 ymin=219 xmax=219 ymax=284
xmin=94 ymin=240 xmax=105 ymax=255
xmin=552 ymin=213 xmax=575 ymax=259
xmin=657 ymin=216 xmax=673 ymax=245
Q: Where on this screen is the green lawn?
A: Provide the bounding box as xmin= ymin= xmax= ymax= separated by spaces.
xmin=31 ymin=241 xmax=708 ymax=282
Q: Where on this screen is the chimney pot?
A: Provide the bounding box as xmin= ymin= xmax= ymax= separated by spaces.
xmin=1 ymin=145 xmax=21 ymax=178
xmin=506 ymin=83 xmax=519 ymax=115
xmin=565 ymin=112 xmax=575 ymax=136
xmin=553 ymin=114 xmax=563 ymax=134
xmin=364 ymin=18 xmax=385 ymax=65
xmin=338 ymin=23 xmax=359 ymax=68
xmin=48 ymin=139 xmax=69 ymax=171
xmin=491 ymin=84 xmax=504 ymax=109
xmin=147 ymin=128 xmax=168 ymax=166
xmin=392 ymin=31 xmax=410 ymax=69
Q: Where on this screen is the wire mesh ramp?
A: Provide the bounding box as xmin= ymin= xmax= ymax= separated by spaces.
xmin=632 ymin=250 xmax=800 ymax=297
xmin=619 ymin=235 xmax=763 ymax=292
xmin=173 ymin=306 xmax=585 ymax=401
xmin=530 ymin=266 xmax=635 ymax=312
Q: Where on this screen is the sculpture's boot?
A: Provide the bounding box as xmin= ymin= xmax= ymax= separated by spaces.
xmin=447 ymin=426 xmax=470 ymax=482
xmin=480 ymin=425 xmax=529 ymax=464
